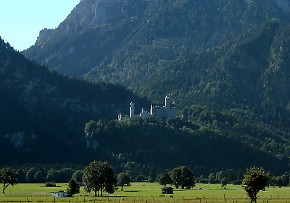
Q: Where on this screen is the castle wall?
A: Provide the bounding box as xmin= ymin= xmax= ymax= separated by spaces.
xmin=118 ymin=96 xmax=177 ymax=121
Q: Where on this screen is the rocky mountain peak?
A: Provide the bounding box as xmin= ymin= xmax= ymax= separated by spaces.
xmin=65 ymin=0 xmax=127 ymax=27
xmin=35 ymin=28 xmax=53 ymax=45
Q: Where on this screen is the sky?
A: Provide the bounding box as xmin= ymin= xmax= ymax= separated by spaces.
xmin=0 ymin=0 xmax=80 ymax=51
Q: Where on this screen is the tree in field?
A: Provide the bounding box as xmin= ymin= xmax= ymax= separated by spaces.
xmin=171 ymin=166 xmax=195 ymax=189
xmin=67 ymin=179 xmax=80 ymax=197
xmin=242 ymin=167 xmax=270 ymax=203
xmin=117 ymin=172 xmax=131 ymax=191
xmin=171 ymin=167 xmax=182 ymax=189
xmin=158 ymin=172 xmax=173 ymax=186
xmin=83 ymin=161 xmax=116 ymax=196
xmin=216 ymin=171 xmax=229 ymax=188
xmin=0 ymin=167 xmax=19 ymax=193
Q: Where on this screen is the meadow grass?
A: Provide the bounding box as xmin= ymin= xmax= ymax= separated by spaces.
xmin=0 ymin=183 xmax=289 ymax=203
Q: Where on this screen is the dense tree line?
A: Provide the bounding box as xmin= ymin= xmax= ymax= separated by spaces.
xmin=1 ymin=164 xmax=288 ymax=191
xmin=0 ymin=164 xmax=280 ymax=203
xmin=84 ymin=118 xmax=287 ymax=175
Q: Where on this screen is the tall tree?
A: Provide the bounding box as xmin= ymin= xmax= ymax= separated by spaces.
xmin=67 ymin=179 xmax=80 ymax=197
xmin=171 ymin=166 xmax=195 ymax=189
xmin=117 ymin=172 xmax=131 ymax=191
xmin=0 ymin=167 xmax=19 ymax=194
xmin=83 ymin=161 xmax=116 ymax=196
xmin=158 ymin=172 xmax=173 ymax=186
xmin=242 ymin=167 xmax=270 ymax=203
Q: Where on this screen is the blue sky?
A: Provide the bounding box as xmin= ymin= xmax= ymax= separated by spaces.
xmin=0 ymin=0 xmax=80 ymax=51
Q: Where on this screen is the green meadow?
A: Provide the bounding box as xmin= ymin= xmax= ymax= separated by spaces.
xmin=1 ymin=183 xmax=290 ymax=203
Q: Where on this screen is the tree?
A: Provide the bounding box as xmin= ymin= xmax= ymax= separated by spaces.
xmin=242 ymin=167 xmax=270 ymax=203
xmin=0 ymin=167 xmax=19 ymax=193
xmin=171 ymin=167 xmax=182 ymax=189
xmin=58 ymin=168 xmax=74 ymax=183
xmin=72 ymin=170 xmax=83 ymax=183
xmin=26 ymin=167 xmax=36 ymax=183
xmin=158 ymin=172 xmax=172 ymax=186
xmin=117 ymin=172 xmax=131 ymax=191
xmin=216 ymin=171 xmax=229 ymax=188
xmin=34 ymin=170 xmax=45 ymax=183
xmin=46 ymin=168 xmax=56 ymax=182
xmin=83 ymin=161 xmax=116 ymax=196
xmin=208 ymin=173 xmax=218 ymax=184
xmin=171 ymin=166 xmax=195 ymax=189
xmin=67 ymin=179 xmax=80 ymax=197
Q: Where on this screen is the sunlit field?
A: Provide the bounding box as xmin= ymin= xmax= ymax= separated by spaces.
xmin=1 ymin=183 xmax=290 ymax=203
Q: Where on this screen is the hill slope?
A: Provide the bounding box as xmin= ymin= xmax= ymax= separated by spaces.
xmin=23 ymin=0 xmax=290 ymax=77
xmin=2 ymin=25 xmax=290 ymax=173
xmin=139 ymin=20 xmax=290 ymax=165
xmin=0 ymin=37 xmax=145 ymax=165
xmin=82 ymin=20 xmax=290 ymax=174
xmin=17 ymin=0 xmax=290 ymax=173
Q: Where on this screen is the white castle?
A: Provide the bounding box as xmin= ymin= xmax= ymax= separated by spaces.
xmin=118 ymin=95 xmax=177 ymax=120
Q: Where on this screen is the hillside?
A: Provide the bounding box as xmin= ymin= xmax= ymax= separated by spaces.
xmin=0 ymin=37 xmax=146 ymax=165
xmin=12 ymin=0 xmax=290 ymax=174
xmin=2 ymin=24 xmax=290 ymax=174
xmin=23 ymin=0 xmax=290 ymax=77
xmin=150 ymin=20 xmax=290 ymax=164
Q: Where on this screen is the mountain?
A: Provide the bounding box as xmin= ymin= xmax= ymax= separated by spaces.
xmin=20 ymin=0 xmax=290 ymax=173
xmin=23 ymin=0 xmax=290 ymax=78
xmin=3 ymin=19 xmax=290 ymax=174
xmin=148 ymin=20 xmax=290 ymax=164
xmin=4 ymin=35 xmax=286 ymax=175
xmin=83 ymin=20 xmax=290 ymax=174
xmin=157 ymin=20 xmax=290 ymax=121
xmin=0 ymin=37 xmax=146 ymax=165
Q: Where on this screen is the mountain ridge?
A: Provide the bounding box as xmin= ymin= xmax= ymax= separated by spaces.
xmin=8 ymin=0 xmax=290 ymax=173
xmin=23 ymin=0 xmax=290 ymax=76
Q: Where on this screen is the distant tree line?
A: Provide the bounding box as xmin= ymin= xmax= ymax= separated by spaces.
xmin=1 ymin=163 xmax=288 ymax=188
xmin=84 ymin=117 xmax=287 ymax=175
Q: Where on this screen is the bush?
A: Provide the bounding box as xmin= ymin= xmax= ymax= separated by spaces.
xmin=45 ymin=182 xmax=56 ymax=187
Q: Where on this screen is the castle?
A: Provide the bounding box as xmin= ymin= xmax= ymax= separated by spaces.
xmin=118 ymin=95 xmax=177 ymax=120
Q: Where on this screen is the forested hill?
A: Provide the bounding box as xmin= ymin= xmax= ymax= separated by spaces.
xmin=11 ymin=0 xmax=290 ymax=174
xmin=23 ymin=0 xmax=290 ymax=77
xmin=83 ymin=21 xmax=290 ymax=175
xmin=3 ymin=20 xmax=290 ymax=174
xmin=127 ymin=20 xmax=290 ymax=114
xmin=0 ymin=37 xmax=146 ymax=165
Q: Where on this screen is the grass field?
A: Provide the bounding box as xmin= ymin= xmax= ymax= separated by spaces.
xmin=1 ymin=183 xmax=290 ymax=203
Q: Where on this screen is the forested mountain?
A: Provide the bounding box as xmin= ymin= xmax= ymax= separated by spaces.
xmin=23 ymin=0 xmax=290 ymax=77
xmin=4 ymin=34 xmax=287 ymax=175
xmin=9 ymin=0 xmax=290 ymax=175
xmin=123 ymin=20 xmax=290 ymax=114
xmin=0 ymin=37 xmax=146 ymax=165
xmin=138 ymin=20 xmax=290 ymax=169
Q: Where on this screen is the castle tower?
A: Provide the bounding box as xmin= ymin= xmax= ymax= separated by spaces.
xmin=130 ymin=102 xmax=135 ymax=118
xmin=150 ymin=104 xmax=153 ymax=115
xmin=165 ymin=95 xmax=171 ymax=110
